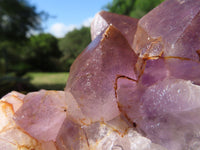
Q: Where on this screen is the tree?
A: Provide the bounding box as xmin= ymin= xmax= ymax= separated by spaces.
xmin=0 ymin=0 xmax=47 ymax=74
xmin=26 ymin=33 xmax=62 ymax=72
xmin=59 ymin=26 xmax=91 ymax=71
xmin=131 ymin=0 xmax=164 ymax=18
xmin=0 ymin=0 xmax=47 ymax=96
xmin=0 ymin=0 xmax=46 ymax=41
xmin=105 ymin=0 xmax=136 ymax=17
xmin=104 ymin=0 xmax=164 ymax=18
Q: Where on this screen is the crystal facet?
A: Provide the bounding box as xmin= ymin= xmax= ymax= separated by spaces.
xmin=1 ymin=0 xmax=200 ymax=149
xmin=65 ymin=25 xmax=138 ymax=122
xmin=133 ymin=0 xmax=200 ymax=60
xmin=91 ymin=11 xmax=138 ymax=46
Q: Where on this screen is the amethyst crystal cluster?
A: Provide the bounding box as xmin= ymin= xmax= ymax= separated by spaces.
xmin=1 ymin=0 xmax=200 ymax=149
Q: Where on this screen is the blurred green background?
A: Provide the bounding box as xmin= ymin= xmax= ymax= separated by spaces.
xmin=0 ymin=0 xmax=164 ymax=97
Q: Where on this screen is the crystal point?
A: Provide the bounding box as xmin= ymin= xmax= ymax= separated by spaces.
xmin=133 ymin=0 xmax=200 ymax=60
xmin=66 ymin=25 xmax=138 ymax=122
xmin=14 ymin=90 xmax=67 ymax=141
xmin=1 ymin=0 xmax=200 ymax=149
xmin=91 ymin=11 xmax=138 ymax=47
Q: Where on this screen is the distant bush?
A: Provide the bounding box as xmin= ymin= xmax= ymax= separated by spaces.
xmin=104 ymin=0 xmax=164 ymax=18
xmin=25 ymin=33 xmax=62 ymax=72
xmin=59 ymin=26 xmax=91 ymax=71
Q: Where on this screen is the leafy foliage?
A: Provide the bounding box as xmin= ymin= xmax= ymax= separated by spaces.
xmin=0 ymin=41 xmax=29 ymax=75
xmin=0 ymin=0 xmax=46 ymax=41
xmin=59 ymin=26 xmax=91 ymax=71
xmin=26 ymin=33 xmax=62 ymax=72
xmin=0 ymin=0 xmax=166 ymax=96
xmin=0 ymin=0 xmax=46 ymax=74
xmin=0 ymin=0 xmax=47 ymax=96
xmin=104 ymin=0 xmax=164 ymax=18
xmin=105 ymin=0 xmax=136 ymax=16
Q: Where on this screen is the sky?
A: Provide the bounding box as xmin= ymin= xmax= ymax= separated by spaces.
xmin=29 ymin=0 xmax=112 ymax=38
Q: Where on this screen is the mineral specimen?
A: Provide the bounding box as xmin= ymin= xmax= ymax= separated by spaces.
xmin=1 ymin=0 xmax=200 ymax=149
xmin=91 ymin=11 xmax=138 ymax=47
xmin=14 ymin=90 xmax=67 ymax=141
xmin=65 ymin=25 xmax=138 ymax=123
xmin=133 ymin=0 xmax=200 ymax=60
xmin=0 ymin=92 xmax=42 ymax=149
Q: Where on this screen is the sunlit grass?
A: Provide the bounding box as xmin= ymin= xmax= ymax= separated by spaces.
xmin=24 ymin=72 xmax=69 ymax=90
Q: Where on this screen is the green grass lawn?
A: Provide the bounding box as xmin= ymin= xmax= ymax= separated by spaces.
xmin=24 ymin=72 xmax=69 ymax=91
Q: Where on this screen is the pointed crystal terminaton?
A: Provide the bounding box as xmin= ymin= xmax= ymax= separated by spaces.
xmin=65 ymin=25 xmax=138 ymax=122
xmin=0 ymin=91 xmax=42 ymax=150
xmin=133 ymin=0 xmax=200 ymax=60
xmin=2 ymin=0 xmax=200 ymax=149
xmin=14 ymin=90 xmax=67 ymax=142
xmin=91 ymin=11 xmax=138 ymax=47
